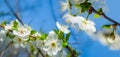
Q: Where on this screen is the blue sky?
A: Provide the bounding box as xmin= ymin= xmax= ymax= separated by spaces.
xmin=0 ymin=0 xmax=120 ymax=57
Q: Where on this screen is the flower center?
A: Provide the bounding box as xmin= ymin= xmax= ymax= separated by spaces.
xmin=19 ymin=28 xmax=26 ymax=34
xmin=51 ymin=42 xmax=56 ymax=48
xmin=18 ymin=38 xmax=22 ymax=43
xmin=82 ymin=20 xmax=88 ymax=25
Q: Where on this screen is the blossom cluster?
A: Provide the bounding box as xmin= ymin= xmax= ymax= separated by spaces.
xmin=0 ymin=20 xmax=75 ymax=57
xmin=61 ymin=0 xmax=96 ymax=32
xmin=60 ymin=0 xmax=120 ymax=50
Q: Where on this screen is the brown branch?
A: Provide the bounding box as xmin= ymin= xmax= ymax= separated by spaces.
xmin=4 ymin=0 xmax=24 ymax=25
xmin=66 ymin=45 xmax=76 ymax=57
xmin=90 ymin=6 xmax=120 ymax=26
xmin=37 ymin=48 xmax=45 ymax=57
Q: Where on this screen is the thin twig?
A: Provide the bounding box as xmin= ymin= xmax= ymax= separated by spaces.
xmin=66 ymin=46 xmax=76 ymax=57
xmin=91 ymin=6 xmax=120 ymax=26
xmin=4 ymin=0 xmax=24 ymax=25
xmin=37 ymin=48 xmax=45 ymax=57
xmin=15 ymin=0 xmax=21 ymax=22
xmin=0 ymin=41 xmax=13 ymax=57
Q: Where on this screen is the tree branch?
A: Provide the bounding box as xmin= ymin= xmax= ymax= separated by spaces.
xmin=4 ymin=0 xmax=24 ymax=25
xmin=66 ymin=45 xmax=76 ymax=57
xmin=91 ymin=6 xmax=120 ymax=26
xmin=37 ymin=48 xmax=45 ymax=57
xmin=0 ymin=41 xmax=13 ymax=57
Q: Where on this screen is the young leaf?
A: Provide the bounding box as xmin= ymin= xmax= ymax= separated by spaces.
xmin=40 ymin=34 xmax=48 ymax=40
xmin=58 ymin=31 xmax=64 ymax=39
xmin=97 ymin=8 xmax=103 ymax=14
xmin=94 ymin=13 xmax=100 ymax=18
xmin=54 ymin=29 xmax=59 ymax=34
xmin=30 ymin=30 xmax=37 ymax=34
xmin=102 ymin=25 xmax=112 ymax=29
xmin=12 ymin=20 xmax=18 ymax=30
xmin=80 ymin=2 xmax=92 ymax=13
xmin=97 ymin=8 xmax=103 ymax=13
xmin=66 ymin=33 xmax=70 ymax=41
xmin=1 ymin=20 xmax=7 ymax=26
xmin=30 ymin=44 xmax=36 ymax=54
xmin=6 ymin=32 xmax=15 ymax=39
xmin=62 ymin=42 xmax=68 ymax=47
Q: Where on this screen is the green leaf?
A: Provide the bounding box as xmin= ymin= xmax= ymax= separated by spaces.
xmin=58 ymin=31 xmax=64 ymax=39
xmin=53 ymin=29 xmax=59 ymax=34
xmin=97 ymin=8 xmax=103 ymax=13
xmin=30 ymin=44 xmax=36 ymax=54
xmin=12 ymin=20 xmax=18 ymax=30
xmin=39 ymin=34 xmax=48 ymax=40
xmin=66 ymin=53 xmax=71 ymax=57
xmin=1 ymin=20 xmax=7 ymax=26
xmin=80 ymin=2 xmax=92 ymax=13
xmin=30 ymin=30 xmax=37 ymax=34
xmin=66 ymin=33 xmax=70 ymax=41
xmin=6 ymin=32 xmax=15 ymax=38
xmin=97 ymin=8 xmax=103 ymax=14
xmin=62 ymin=42 xmax=68 ymax=47
xmin=94 ymin=14 xmax=100 ymax=18
xmin=102 ymin=25 xmax=112 ymax=29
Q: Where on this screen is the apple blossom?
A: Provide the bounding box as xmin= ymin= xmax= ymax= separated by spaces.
xmin=13 ymin=36 xmax=27 ymax=48
xmin=56 ymin=22 xmax=70 ymax=34
xmin=63 ymin=13 xmax=96 ymax=32
xmin=42 ymin=31 xmax=62 ymax=56
xmin=13 ymin=25 xmax=31 ymax=38
xmin=60 ymin=1 xmax=68 ymax=12
xmin=79 ymin=19 xmax=96 ymax=32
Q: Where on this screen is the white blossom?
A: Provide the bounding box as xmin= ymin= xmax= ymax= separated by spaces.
xmin=97 ymin=32 xmax=113 ymax=45
xmin=63 ymin=13 xmax=81 ymax=31
xmin=60 ymin=1 xmax=68 ymax=12
xmin=31 ymin=32 xmax=41 ymax=37
xmin=79 ymin=19 xmax=96 ymax=32
xmin=0 ymin=30 xmax=11 ymax=42
xmin=55 ymin=49 xmax=67 ymax=57
xmin=108 ymin=34 xmax=120 ymax=50
xmin=4 ymin=24 xmax=12 ymax=30
xmin=13 ymin=25 xmax=31 ymax=38
xmin=50 ymin=49 xmax=67 ymax=57
xmin=63 ymin=13 xmax=96 ymax=32
xmin=63 ymin=13 xmax=80 ymax=24
xmin=60 ymin=0 xmax=71 ymax=12
xmin=43 ymin=31 xmax=62 ymax=56
xmin=0 ymin=30 xmax=6 ymax=42
xmin=56 ymin=22 xmax=70 ymax=34
xmin=35 ymin=33 xmax=45 ymax=49
xmin=95 ymin=31 xmax=120 ymax=50
xmin=13 ymin=36 xmax=27 ymax=48
xmin=4 ymin=20 xmax=20 ymax=30
xmin=73 ymin=0 xmax=85 ymax=4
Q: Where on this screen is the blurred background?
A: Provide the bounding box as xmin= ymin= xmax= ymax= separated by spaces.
xmin=0 ymin=0 xmax=120 ymax=57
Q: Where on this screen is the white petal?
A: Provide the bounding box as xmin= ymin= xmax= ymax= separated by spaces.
xmin=63 ymin=13 xmax=73 ymax=19
xmin=0 ymin=38 xmax=3 ymax=42
xmin=64 ymin=29 xmax=70 ymax=34
xmin=43 ymin=46 xmax=50 ymax=51
xmin=20 ymin=43 xmax=25 ymax=48
xmin=56 ymin=22 xmax=61 ymax=30
xmin=60 ymin=1 xmax=68 ymax=12
xmin=14 ymin=43 xmax=20 ymax=48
